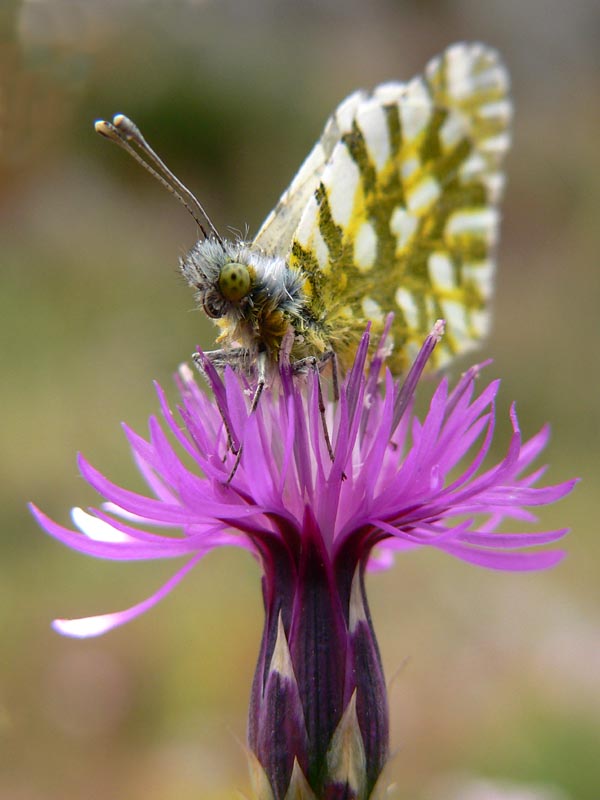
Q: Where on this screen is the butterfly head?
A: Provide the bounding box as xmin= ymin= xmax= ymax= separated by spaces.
xmin=181 ymin=238 xmax=255 ymax=321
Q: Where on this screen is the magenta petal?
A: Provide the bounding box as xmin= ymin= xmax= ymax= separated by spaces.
xmin=77 ymin=454 xmax=194 ymax=524
xmin=52 ymin=552 xmax=204 ymax=637
xmin=31 ymin=504 xmax=208 ymax=560
xmin=438 ymin=541 xmax=566 ymax=571
xmin=457 ymin=528 xmax=569 ymax=548
xmin=30 ymin=324 xmax=576 ymax=640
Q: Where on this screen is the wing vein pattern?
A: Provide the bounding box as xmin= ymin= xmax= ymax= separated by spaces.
xmin=255 ymin=42 xmax=512 ymax=372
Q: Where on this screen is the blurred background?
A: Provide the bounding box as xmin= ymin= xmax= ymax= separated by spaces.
xmin=1 ymin=1 xmax=598 ymax=798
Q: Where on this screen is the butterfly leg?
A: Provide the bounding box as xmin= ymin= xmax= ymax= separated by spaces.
xmin=225 ymin=350 xmax=267 ymax=483
xmin=291 ymin=349 xmax=339 ymax=399
xmin=193 ymin=347 xmax=267 ymax=483
xmin=320 ymin=349 xmax=340 ymax=401
xmin=192 ymin=348 xmax=245 ymax=456
xmin=291 ymin=352 xmax=337 ymax=465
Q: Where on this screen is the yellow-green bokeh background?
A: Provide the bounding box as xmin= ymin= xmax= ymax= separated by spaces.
xmin=2 ymin=2 xmax=598 ymax=798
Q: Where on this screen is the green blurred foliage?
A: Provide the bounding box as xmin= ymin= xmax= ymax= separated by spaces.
xmin=1 ymin=1 xmax=598 ymax=798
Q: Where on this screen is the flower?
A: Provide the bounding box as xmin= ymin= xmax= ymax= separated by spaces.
xmin=30 ymin=320 xmax=576 ymax=799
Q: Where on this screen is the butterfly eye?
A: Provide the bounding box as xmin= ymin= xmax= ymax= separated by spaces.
xmin=219 ymin=262 xmax=251 ymax=302
xmin=202 ymin=294 xmax=224 ymax=319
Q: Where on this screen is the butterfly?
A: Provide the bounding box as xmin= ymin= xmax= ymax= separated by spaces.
xmin=96 ymin=42 xmax=511 ymax=398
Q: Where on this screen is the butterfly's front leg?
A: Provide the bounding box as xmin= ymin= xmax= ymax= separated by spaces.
xmin=194 ymin=347 xmax=253 ymax=375
xmin=225 ymin=351 xmax=267 ymax=482
xmin=291 ymin=350 xmax=340 ymax=467
xmin=192 ymin=348 xmax=247 ymax=460
xmin=291 ymin=350 xmax=340 ymax=401
xmin=192 ymin=347 xmax=267 ymax=484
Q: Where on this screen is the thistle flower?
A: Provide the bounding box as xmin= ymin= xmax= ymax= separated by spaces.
xmin=30 ymin=322 xmax=575 ymax=799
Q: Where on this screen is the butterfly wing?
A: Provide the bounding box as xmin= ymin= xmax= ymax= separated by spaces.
xmin=285 ymin=42 xmax=512 ymax=372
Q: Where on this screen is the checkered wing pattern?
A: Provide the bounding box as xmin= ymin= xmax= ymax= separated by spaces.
xmin=261 ymin=43 xmax=511 ymax=371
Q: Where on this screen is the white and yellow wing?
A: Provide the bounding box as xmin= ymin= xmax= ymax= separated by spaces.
xmin=274 ymin=43 xmax=512 ymax=372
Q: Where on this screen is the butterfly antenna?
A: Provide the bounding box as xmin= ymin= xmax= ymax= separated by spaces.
xmin=94 ymin=114 xmax=223 ymax=245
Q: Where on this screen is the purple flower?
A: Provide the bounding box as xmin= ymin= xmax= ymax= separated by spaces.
xmin=30 ymin=321 xmax=575 ymax=799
